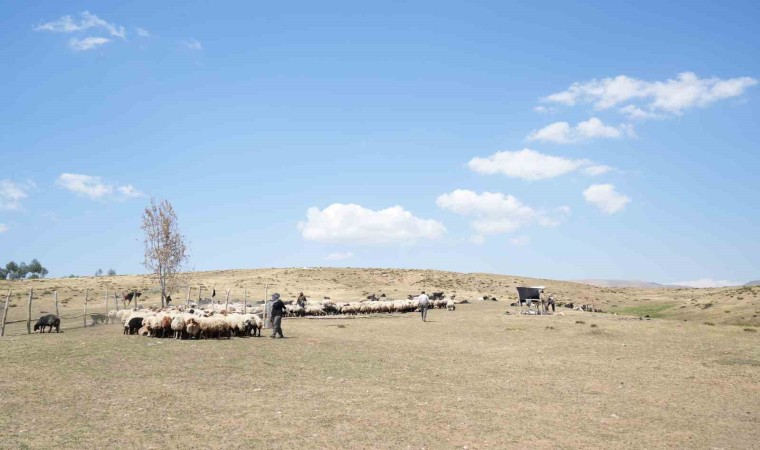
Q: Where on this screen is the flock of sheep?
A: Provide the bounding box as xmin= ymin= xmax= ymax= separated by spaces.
xmin=115 ymin=308 xmax=264 ymax=339
xmin=109 ymin=295 xmax=465 ymax=339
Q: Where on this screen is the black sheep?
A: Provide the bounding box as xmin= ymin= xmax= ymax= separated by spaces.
xmin=124 ymin=317 xmax=143 ymax=335
xmin=34 ymin=314 xmax=61 ymax=333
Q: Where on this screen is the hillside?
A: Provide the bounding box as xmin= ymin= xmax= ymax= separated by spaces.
xmin=1 ymin=267 xmax=759 ymax=328
xmin=574 ymin=279 xmax=684 ymax=289
xmin=745 ymin=280 xmax=760 ymax=286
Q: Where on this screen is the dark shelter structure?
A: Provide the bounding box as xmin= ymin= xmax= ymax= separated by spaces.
xmin=516 ymin=286 xmax=545 ymax=312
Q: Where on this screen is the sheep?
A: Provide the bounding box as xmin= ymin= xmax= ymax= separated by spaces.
xmin=245 ymin=314 xmax=263 ymax=337
xmin=34 ymin=314 xmax=61 ymax=333
xmin=446 ymin=300 xmax=456 ymax=311
xmin=124 ymin=317 xmax=144 ymax=335
xmin=171 ymin=315 xmax=186 ymax=339
xmin=185 ymin=318 xmax=201 ymax=339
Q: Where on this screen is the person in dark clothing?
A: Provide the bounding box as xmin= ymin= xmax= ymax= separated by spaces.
xmin=546 ymin=295 xmax=556 ymax=312
xmin=270 ymin=293 xmax=286 ymax=338
xmin=296 ymin=292 xmax=307 ymax=308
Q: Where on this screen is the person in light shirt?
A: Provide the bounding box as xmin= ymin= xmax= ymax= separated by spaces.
xmin=417 ymin=291 xmax=430 ymax=322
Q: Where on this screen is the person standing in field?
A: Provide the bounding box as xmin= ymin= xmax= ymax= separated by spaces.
xmin=270 ymin=293 xmax=286 ymax=338
xmin=418 ymin=291 xmax=430 ymax=322
xmin=546 ymin=294 xmax=556 ymax=313
xmin=296 ymin=292 xmax=307 ymax=308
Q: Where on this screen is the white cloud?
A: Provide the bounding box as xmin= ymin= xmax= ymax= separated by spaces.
xmin=671 ymin=278 xmax=742 ymax=288
xmin=541 ymin=72 xmax=757 ymax=117
xmin=467 ymin=148 xmax=612 ymax=180
xmin=437 ymin=189 xmax=569 ymax=241
xmin=619 ymin=105 xmax=663 ymax=120
xmin=56 ymin=173 xmax=144 ymax=201
xmin=136 ymin=28 xmax=150 ymax=37
xmin=298 ymin=203 xmax=446 ymax=244
xmin=510 ymin=235 xmax=530 ymax=246
xmin=582 ymin=164 xmax=614 ymax=176
xmin=0 ymin=224 xmax=8 ymax=233
xmin=184 ymin=39 xmax=202 ymax=50
xmin=325 ymin=251 xmax=354 ymax=261
xmin=533 ymin=105 xmax=556 ymax=114
xmin=583 ymin=184 xmax=631 ymax=214
xmin=0 ymin=180 xmax=33 ymax=210
xmin=527 ymin=117 xmax=634 ymax=144
xmin=69 ymin=36 xmax=110 ymax=51
xmin=117 ymin=184 xmax=144 ymax=199
xmin=35 ymin=11 xmax=126 ymax=39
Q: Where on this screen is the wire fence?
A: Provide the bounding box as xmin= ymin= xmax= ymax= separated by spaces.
xmin=1 ymin=285 xmax=274 ymax=337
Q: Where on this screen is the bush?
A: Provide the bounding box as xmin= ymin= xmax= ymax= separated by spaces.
xmin=107 ymin=268 xmax=116 ymax=276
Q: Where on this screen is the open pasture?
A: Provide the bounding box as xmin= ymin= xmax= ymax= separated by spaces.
xmin=1 ymin=291 xmax=758 ymax=449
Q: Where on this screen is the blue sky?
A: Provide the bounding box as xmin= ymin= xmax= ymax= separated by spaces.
xmin=1 ymin=1 xmax=758 ymax=286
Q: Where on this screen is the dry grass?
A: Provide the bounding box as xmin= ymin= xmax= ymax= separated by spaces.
xmin=1 ymin=268 xmax=759 ymax=448
xmin=1 ymin=303 xmax=758 ymax=448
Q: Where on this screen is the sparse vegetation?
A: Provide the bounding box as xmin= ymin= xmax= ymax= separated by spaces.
xmin=612 ymin=303 xmax=676 ymax=318
xmin=1 ymin=259 xmax=48 ymax=280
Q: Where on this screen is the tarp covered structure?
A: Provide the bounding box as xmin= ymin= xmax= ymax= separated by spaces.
xmin=516 ymin=287 xmax=542 ymax=301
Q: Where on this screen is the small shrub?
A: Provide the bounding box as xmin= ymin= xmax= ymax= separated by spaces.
xmin=575 ymin=320 xmax=585 ymax=324
xmin=743 ymin=328 xmax=757 ymax=333
xmin=590 ymin=324 xmax=598 ymax=328
xmin=704 ymin=322 xmax=715 ymax=326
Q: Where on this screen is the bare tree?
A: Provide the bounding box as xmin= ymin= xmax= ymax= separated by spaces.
xmin=141 ymin=198 xmax=189 ymax=307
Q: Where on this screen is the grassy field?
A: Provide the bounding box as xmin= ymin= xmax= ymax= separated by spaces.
xmin=1 ymin=268 xmax=759 ymax=448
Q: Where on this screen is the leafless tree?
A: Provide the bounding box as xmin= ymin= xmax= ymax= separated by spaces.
xmin=141 ymin=198 xmax=189 ymax=307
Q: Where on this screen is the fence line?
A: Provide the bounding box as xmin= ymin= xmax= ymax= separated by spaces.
xmin=0 ymin=284 xmax=276 ymax=337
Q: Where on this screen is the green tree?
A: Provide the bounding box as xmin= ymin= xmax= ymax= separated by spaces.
xmin=5 ymin=261 xmax=19 ymax=280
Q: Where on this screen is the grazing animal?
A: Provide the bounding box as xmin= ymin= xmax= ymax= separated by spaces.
xmin=124 ymin=317 xmax=143 ymax=335
xmin=431 ymin=292 xmax=445 ymax=300
xmin=185 ymin=318 xmax=201 ymax=339
xmin=122 ymin=291 xmax=142 ymax=308
xmin=34 ymin=314 xmax=61 ymax=333
xmin=89 ymin=313 xmax=107 ymax=325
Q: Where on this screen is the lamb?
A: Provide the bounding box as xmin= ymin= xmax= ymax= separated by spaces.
xmin=34 ymin=314 xmax=61 ymax=333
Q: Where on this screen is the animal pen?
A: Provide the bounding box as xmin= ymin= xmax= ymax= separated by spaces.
xmin=0 ymin=285 xmax=272 ymax=337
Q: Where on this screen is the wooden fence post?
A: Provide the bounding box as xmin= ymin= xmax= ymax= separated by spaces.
xmin=243 ymin=289 xmax=247 ymax=314
xmin=104 ymin=288 xmax=109 ymax=316
xmin=225 ymin=289 xmax=230 ymax=312
xmin=186 ymin=286 xmax=191 ymax=307
xmin=26 ymin=288 xmax=34 ymax=334
xmin=114 ymin=292 xmax=119 ymax=312
xmin=264 ymin=283 xmax=270 ymax=329
xmin=54 ymin=291 xmax=59 ymax=317
xmin=83 ymin=289 xmax=89 ymax=328
xmin=1 ymin=289 xmax=11 ymax=337
xmin=198 ymin=285 xmax=202 ymax=306
xmin=133 ymin=290 xmax=137 ymax=310
xmin=211 ymin=284 xmax=215 ymax=310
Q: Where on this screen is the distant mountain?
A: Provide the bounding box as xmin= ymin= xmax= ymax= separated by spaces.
xmin=574 ymin=279 xmax=686 ymax=289
xmin=745 ymin=280 xmax=760 ymax=286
